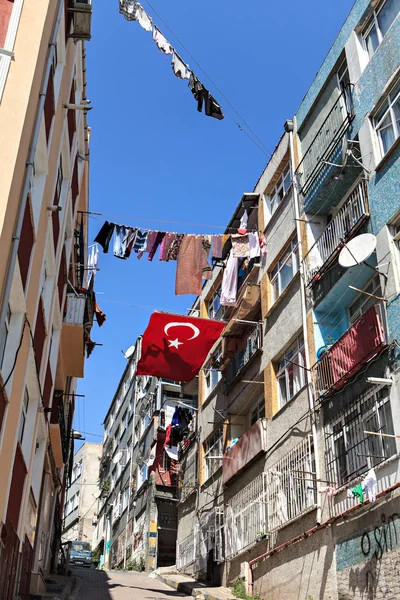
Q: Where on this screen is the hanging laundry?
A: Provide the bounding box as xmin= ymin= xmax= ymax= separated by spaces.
xmin=259 ymin=235 xmax=267 ymax=256
xmin=171 ymin=51 xmax=190 ymax=80
xmin=148 ymin=231 xmax=165 ymax=261
xmin=175 ymin=235 xmax=204 ymax=296
xmin=205 ymin=93 xmax=224 ymax=120
xmin=160 ymin=232 xmax=175 ymax=260
xmin=249 ymin=232 xmax=261 ymax=258
xmin=136 ymin=3 xmax=152 ymax=31
xmin=124 ymin=227 xmax=138 ymax=257
xmin=188 ymin=72 xmax=224 ymax=120
xmin=133 ymin=229 xmax=149 ymax=253
xmin=145 ymin=230 xmax=157 ymax=252
xmin=164 ymin=424 xmax=172 ymax=448
xmin=202 ymin=236 xmax=212 ymax=280
xmin=119 ymin=0 xmax=138 ymax=21
xmin=347 ymin=483 xmax=364 ymax=501
xmin=88 ymin=244 xmax=99 ymax=282
xmin=221 ymin=251 xmax=239 ymax=306
xmin=95 ymin=302 xmax=106 ymax=327
xmin=165 ymin=446 xmax=179 ymax=461
xmin=362 ymin=468 xmax=377 ymax=502
xmin=238 ymin=210 xmax=248 ymax=234
xmin=152 ymin=25 xmax=172 ymax=55
xmin=113 ymin=225 xmax=129 ymax=259
xmin=166 ymin=233 xmax=184 ymax=261
xmin=319 ymin=486 xmax=336 ymax=497
xmin=211 ymin=235 xmax=223 ymax=259
xmin=232 ymin=233 xmax=250 ymax=258
xmin=94 ymin=221 xmax=115 ymax=254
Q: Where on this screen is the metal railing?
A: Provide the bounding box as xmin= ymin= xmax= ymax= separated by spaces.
xmin=225 ymin=327 xmax=261 ymax=386
xmin=179 ymin=452 xmax=197 ymax=502
xmin=177 ymin=532 xmax=195 ymax=569
xmin=313 ymin=303 xmax=387 ymax=398
xmin=303 ymin=180 xmax=369 ymax=285
xmin=296 ymin=88 xmax=354 ymax=197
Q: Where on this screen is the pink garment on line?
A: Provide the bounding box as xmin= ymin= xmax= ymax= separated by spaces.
xmin=175 ymin=235 xmax=204 ymax=296
xmin=232 ymin=233 xmax=250 ymax=258
xmin=211 ymin=235 xmax=223 ymax=259
xmin=220 ymin=251 xmax=238 ymax=306
xmin=160 ymin=233 xmax=175 ymax=261
xmin=145 ymin=231 xmax=157 ymax=252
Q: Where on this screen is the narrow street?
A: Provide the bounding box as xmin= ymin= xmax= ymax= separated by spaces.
xmin=71 ymin=567 xmax=192 ymax=600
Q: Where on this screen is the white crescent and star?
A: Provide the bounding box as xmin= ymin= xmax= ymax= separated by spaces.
xmin=164 ymin=322 xmax=200 ymax=349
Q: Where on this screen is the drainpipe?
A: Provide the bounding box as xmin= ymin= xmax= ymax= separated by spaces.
xmin=287 ymin=120 xmax=322 ymax=523
xmin=123 ymin=337 xmax=142 ymax=569
xmin=0 ymin=0 xmax=64 ymax=358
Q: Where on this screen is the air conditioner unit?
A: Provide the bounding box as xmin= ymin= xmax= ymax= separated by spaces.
xmin=70 ymin=0 xmax=92 ymax=41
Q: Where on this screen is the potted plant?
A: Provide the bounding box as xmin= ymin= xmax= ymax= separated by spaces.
xmin=101 ymin=478 xmax=111 ymax=492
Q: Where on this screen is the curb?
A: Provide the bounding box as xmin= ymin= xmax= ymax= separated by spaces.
xmin=156 ymin=573 xmax=235 ymax=600
xmin=66 ymin=575 xmax=81 ymax=600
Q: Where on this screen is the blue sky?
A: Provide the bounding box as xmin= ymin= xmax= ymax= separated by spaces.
xmin=74 ymin=0 xmax=355 ymax=441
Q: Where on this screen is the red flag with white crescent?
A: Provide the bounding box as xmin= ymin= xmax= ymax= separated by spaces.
xmin=137 ymin=312 xmax=225 ymax=382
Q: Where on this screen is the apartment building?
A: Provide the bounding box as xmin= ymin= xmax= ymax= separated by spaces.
xmin=93 ymin=339 xmax=195 ymax=572
xmin=62 ymin=442 xmax=102 ymax=544
xmin=0 ymin=1 xmax=93 ymax=597
xmin=176 ymin=1 xmax=400 ymax=598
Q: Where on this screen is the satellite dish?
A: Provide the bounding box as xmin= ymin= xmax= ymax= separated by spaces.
xmin=113 ymin=451 xmax=123 ymax=464
xmin=338 ymin=234 xmax=377 ymax=268
xmin=124 ymin=345 xmax=135 ymax=359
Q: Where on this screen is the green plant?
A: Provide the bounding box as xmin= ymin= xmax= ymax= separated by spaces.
xmin=232 ymin=578 xmax=260 ymax=600
xmin=100 ymin=478 xmax=111 ymax=492
xmin=126 ymin=554 xmax=145 ymax=572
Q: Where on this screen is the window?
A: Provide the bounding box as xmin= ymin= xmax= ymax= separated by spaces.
xmin=325 ymin=388 xmax=395 ymax=487
xmin=122 ymin=486 xmax=129 ymax=511
xmin=251 ymin=399 xmax=266 ymax=425
xmin=208 ymin=290 xmax=222 ymax=320
xmin=56 ymin=156 xmax=63 ymax=202
xmin=266 ymin=162 xmax=292 ymax=217
xmin=205 ymin=346 xmax=222 ymax=396
xmin=276 ymin=335 xmax=305 ymax=408
xmin=18 ymin=388 xmax=29 ymax=444
xmin=363 ymin=0 xmax=400 ymax=58
xmin=71 ymin=460 xmax=82 ymax=483
xmin=0 ymin=304 xmax=11 ymax=370
xmin=270 ymin=235 xmax=299 ymax=303
xmin=374 ymin=80 xmax=400 ymax=157
xmin=337 ymin=57 xmax=352 ymax=113
xmin=111 ymin=468 xmax=117 ymax=488
xmin=138 ymin=463 xmax=148 ymax=488
xmin=348 ymin=274 xmax=382 ymax=324
xmin=204 ymin=428 xmax=223 ymax=480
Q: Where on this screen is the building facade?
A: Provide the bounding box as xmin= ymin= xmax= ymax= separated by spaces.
xmin=0 ymin=1 xmax=94 ymax=597
xmin=62 ymin=442 xmax=102 ymax=544
xmin=176 ymin=1 xmax=400 ymax=598
xmin=93 ymin=339 xmax=196 ymax=572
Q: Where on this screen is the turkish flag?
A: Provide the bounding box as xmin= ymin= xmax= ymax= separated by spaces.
xmin=137 ymin=312 xmax=225 ymax=382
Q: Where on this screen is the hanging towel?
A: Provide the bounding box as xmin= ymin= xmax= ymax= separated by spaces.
xmin=221 ymin=251 xmax=239 ymax=306
xmin=211 ymin=235 xmax=223 ymax=259
xmin=202 ymin=236 xmax=212 ymax=280
xmin=232 ymin=233 xmax=250 ymax=258
xmin=249 ymin=232 xmax=261 ymax=258
xmin=136 ymin=3 xmax=152 ymax=31
xmin=238 ymin=210 xmax=248 ymax=234
xmin=94 ymin=221 xmax=115 ymax=254
xmin=113 ymin=225 xmax=129 ymax=259
xmin=152 ymin=25 xmax=172 ymax=55
xmin=148 ymin=232 xmax=165 ymax=261
xmin=175 ymin=235 xmax=203 ymax=296
xmin=119 ymin=0 xmax=138 ymax=20
xmin=362 ymin=468 xmax=377 ymax=502
xmin=172 ymin=51 xmax=190 ymax=80
xmin=133 ymin=229 xmax=149 ymax=253
xmin=160 ymin=232 xmax=175 ymax=260
xmin=166 ymin=233 xmax=184 ymax=261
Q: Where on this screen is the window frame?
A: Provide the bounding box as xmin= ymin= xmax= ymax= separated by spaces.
xmin=204 ymin=428 xmax=223 ymax=481
xmin=208 ymin=289 xmax=222 ymax=320
xmin=362 ymin=0 xmax=400 ymax=58
xmin=205 ymin=345 xmax=222 ymax=397
xmin=348 ymin=274 xmax=382 ymax=325
xmin=270 ymin=235 xmax=299 ymax=304
xmin=251 ymin=399 xmax=266 ymax=426
xmin=373 ymin=80 xmax=400 ymax=158
xmin=18 ymin=388 xmax=30 ymax=445
xmin=0 ymin=304 xmax=11 ymax=370
xmin=265 ymin=162 xmax=292 ymax=218
xmin=276 ymin=335 xmax=305 ymax=409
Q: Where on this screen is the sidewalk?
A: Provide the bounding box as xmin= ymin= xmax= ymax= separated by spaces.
xmin=154 ymin=572 xmax=236 ymax=600
xmin=30 ymin=574 xmax=76 ymax=600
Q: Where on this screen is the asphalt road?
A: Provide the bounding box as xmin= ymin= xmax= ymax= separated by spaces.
xmin=71 ymin=567 xmax=193 ymax=600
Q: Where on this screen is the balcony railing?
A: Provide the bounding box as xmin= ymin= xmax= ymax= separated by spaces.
xmin=303 ymin=180 xmax=369 ymax=285
xmin=225 ymin=327 xmax=261 ymax=386
xmin=296 ymin=88 xmax=354 ymax=197
xmin=223 ymin=418 xmax=267 ymax=484
xmin=313 ymin=303 xmax=387 ymax=398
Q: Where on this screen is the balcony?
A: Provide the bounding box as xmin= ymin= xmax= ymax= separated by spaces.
xmin=69 ymin=0 xmax=92 ymax=41
xmin=303 ymin=180 xmax=369 ymax=286
xmin=225 ymin=326 xmax=262 ymax=387
xmin=61 ymin=294 xmax=86 ymax=377
xmin=223 ymin=418 xmax=267 ymax=484
xmin=313 ymin=303 xmax=387 ymax=398
xmin=296 ymin=88 xmax=361 ymax=213
xmin=50 ymin=392 xmax=69 ymax=469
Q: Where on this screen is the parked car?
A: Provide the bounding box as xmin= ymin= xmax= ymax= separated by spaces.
xmin=70 ymin=540 xmax=92 ymax=567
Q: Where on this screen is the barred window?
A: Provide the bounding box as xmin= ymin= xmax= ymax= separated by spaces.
xmin=204 ymin=428 xmax=223 ymax=480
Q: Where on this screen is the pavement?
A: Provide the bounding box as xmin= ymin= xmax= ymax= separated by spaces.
xmin=154 ymin=572 xmax=235 ymax=600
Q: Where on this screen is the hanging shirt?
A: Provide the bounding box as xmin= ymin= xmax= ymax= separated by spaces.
xmin=166 ymin=233 xmax=184 ymax=261
xmin=113 ymin=225 xmax=129 ymax=259
xmin=136 ymin=3 xmax=152 ymax=31
xmin=88 ymin=244 xmax=99 ymax=281
xmin=152 ymin=25 xmax=172 ymax=55
xmin=94 ymin=221 xmax=115 ymax=254
xmin=172 ymin=51 xmax=190 ymax=80
xmin=133 ymin=229 xmax=149 ymax=253
xmin=147 ymin=231 xmax=165 ymax=261
xmin=119 ymin=0 xmax=138 ymax=20
xmin=221 ymin=251 xmax=239 ymax=306
xmin=124 ymin=227 xmax=138 ymax=257
xmin=232 ymin=233 xmax=250 ymax=258
xmin=238 ymin=210 xmax=248 ymax=234
xmin=249 ymin=232 xmax=261 ymax=258
xmin=160 ymin=232 xmax=175 ymax=260
xmin=362 ymin=468 xmax=378 ymax=502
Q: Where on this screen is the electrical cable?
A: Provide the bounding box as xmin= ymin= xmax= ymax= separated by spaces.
xmin=0 ymin=317 xmax=28 ymax=394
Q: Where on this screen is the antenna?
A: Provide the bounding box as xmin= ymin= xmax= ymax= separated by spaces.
xmin=123 ymin=345 xmax=135 ymax=359
xmin=338 ymin=233 xmax=377 ymax=268
xmin=113 ymin=451 xmax=123 ymax=464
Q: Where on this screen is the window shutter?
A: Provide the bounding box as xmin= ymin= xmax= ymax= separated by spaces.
xmin=18 ymin=195 xmax=34 ymax=290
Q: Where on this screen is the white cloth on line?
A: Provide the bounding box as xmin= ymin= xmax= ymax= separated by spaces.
xmin=249 ymin=232 xmax=261 ymax=258
xmin=136 ymin=3 xmax=152 ymax=31
xmin=153 ymin=26 xmax=172 ymax=55
xmin=362 ymin=468 xmax=377 ymax=502
xmin=171 ymin=51 xmax=190 ymax=80
xmin=119 ymin=0 xmax=138 ymax=20
xmin=165 ymin=446 xmax=179 ymax=461
xmin=238 ymin=210 xmax=248 ymax=233
xmin=221 ymin=251 xmax=239 ymax=306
